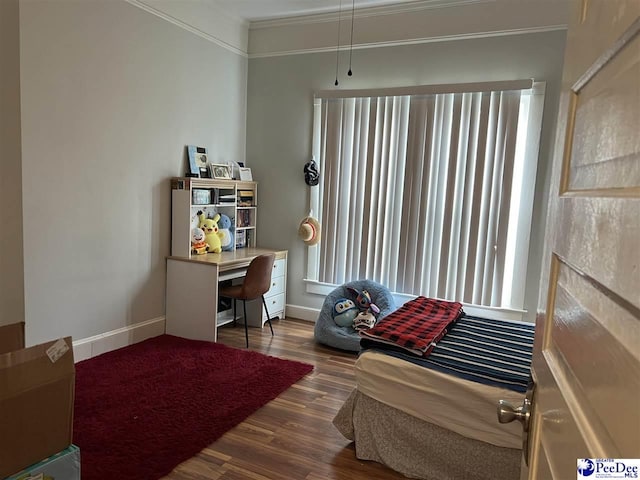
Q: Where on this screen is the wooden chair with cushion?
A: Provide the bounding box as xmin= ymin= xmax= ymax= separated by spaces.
xmin=219 ymin=253 xmax=276 ymax=348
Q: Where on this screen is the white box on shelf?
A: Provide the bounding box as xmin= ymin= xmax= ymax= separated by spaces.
xmin=192 ymin=189 xmax=211 ymax=205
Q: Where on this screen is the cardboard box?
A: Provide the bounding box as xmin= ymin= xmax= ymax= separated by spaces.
xmin=0 ymin=321 xmax=25 ymax=354
xmin=0 ymin=324 xmax=75 ymax=479
xmin=6 ymin=444 xmax=81 ymax=480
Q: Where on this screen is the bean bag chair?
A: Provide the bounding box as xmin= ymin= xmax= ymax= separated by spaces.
xmin=314 ymin=280 xmax=396 ymax=352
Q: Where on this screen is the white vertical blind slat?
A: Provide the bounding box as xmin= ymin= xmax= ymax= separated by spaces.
xmin=416 ymin=97 xmax=436 ymax=294
xmin=492 ymin=91 xmax=521 ymax=305
xmin=456 ymin=92 xmax=481 ymax=300
xmin=360 ymin=100 xmax=377 ymax=279
xmin=439 ymin=93 xmax=463 ymax=298
xmin=347 ymin=99 xmax=366 ymax=280
xmin=464 ymin=92 xmax=490 ymax=303
xmin=320 ymin=99 xmax=342 ymax=282
xmin=473 ymin=92 xmax=499 ymax=304
xmin=446 ymin=93 xmax=472 ymax=299
xmin=341 ymin=99 xmax=358 ymax=283
xmin=400 ymin=97 xmax=427 ymax=292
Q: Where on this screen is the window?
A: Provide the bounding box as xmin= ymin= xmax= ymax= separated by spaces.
xmin=308 ymin=81 xmax=545 ymax=312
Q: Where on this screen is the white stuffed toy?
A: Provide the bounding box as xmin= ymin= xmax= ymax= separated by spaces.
xmin=190 ymin=227 xmax=210 ymax=255
xmin=353 ymin=311 xmax=377 ymax=330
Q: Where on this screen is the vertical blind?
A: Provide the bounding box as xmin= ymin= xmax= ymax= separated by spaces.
xmin=312 ymin=83 xmax=542 ymax=309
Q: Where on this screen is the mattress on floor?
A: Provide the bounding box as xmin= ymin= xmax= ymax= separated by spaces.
xmin=356 ymin=315 xmax=534 ymax=449
xmin=355 ymin=350 xmax=523 ymax=448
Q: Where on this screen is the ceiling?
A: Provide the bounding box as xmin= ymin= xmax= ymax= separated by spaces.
xmin=210 ymin=0 xmax=423 ymax=22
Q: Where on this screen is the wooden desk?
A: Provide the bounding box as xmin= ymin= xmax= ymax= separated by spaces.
xmin=165 ymin=248 xmax=287 ymax=342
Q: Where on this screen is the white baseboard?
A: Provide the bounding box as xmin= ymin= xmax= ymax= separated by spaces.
xmin=72 ymin=317 xmax=166 ymax=362
xmin=285 ymin=304 xmax=319 ymax=323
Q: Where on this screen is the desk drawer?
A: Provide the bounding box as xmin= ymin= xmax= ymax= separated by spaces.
xmin=267 ymin=275 xmax=285 ymax=297
xmin=263 ymin=293 xmax=285 ymax=320
xmin=272 ymin=259 xmax=286 ymax=278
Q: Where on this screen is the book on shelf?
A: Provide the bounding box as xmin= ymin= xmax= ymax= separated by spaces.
xmin=235 ymin=230 xmax=246 ymax=249
xmin=237 ymin=190 xmax=254 ymax=207
xmin=237 ymin=209 xmax=252 ymax=228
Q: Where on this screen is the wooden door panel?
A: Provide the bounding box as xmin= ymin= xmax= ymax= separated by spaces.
xmin=533 ymin=444 xmax=554 ymax=480
xmin=565 ymin=33 xmax=640 ymax=191
xmin=567 ymin=0 xmax=640 ymax=81
xmin=528 ymin=1 xmax=640 ymax=479
xmin=553 ymin=197 xmax=639 ymax=312
xmin=532 ymin=356 xmax=590 ymax=479
xmin=549 ymin=257 xmax=640 ymax=454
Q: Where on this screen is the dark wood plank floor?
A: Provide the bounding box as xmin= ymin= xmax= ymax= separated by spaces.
xmin=161 ymin=317 xmax=406 ymax=480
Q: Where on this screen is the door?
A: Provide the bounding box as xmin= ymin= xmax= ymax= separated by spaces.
xmin=526 ymin=1 xmax=640 ymax=479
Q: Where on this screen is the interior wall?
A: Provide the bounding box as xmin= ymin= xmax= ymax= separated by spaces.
xmin=19 ymin=0 xmax=247 ymax=345
xmin=247 ymin=30 xmax=567 ymax=323
xmin=0 ymin=0 xmax=25 ymax=327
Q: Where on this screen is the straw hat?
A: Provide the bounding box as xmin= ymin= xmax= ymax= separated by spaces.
xmin=298 ymin=216 xmax=321 ymax=246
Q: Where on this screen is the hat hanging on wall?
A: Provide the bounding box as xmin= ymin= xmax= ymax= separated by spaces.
xmin=298 ymin=215 xmax=321 ymax=246
xmin=304 ymin=158 xmax=319 ymax=186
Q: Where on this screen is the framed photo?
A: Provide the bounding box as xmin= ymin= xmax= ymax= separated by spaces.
xmin=239 ymin=167 xmax=253 ymax=181
xmin=210 ymin=163 xmax=232 ymax=179
xmin=187 ymin=145 xmax=209 ymax=177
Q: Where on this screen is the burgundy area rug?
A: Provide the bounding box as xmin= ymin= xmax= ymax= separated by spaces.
xmin=73 ymin=334 xmax=313 ymax=480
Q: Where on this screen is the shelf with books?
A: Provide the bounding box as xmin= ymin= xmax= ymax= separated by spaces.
xmin=236 ymin=207 xmax=256 ymax=229
xmin=234 ymin=228 xmax=255 ymax=249
xmin=237 ymin=189 xmax=255 ymax=207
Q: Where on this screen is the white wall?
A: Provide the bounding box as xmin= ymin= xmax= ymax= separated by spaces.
xmin=247 ymin=30 xmax=567 ymax=322
xmin=0 ymin=0 xmax=25 ymax=327
xmin=19 ymin=0 xmax=247 ymax=345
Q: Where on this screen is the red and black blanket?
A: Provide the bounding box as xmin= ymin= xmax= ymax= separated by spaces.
xmin=359 ymin=296 xmax=463 ymax=357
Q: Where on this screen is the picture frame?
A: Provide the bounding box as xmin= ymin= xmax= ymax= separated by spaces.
xmin=187 ymin=145 xmax=209 ymax=178
xmin=239 ymin=167 xmax=253 ymax=181
xmin=210 ymin=163 xmax=232 ymax=180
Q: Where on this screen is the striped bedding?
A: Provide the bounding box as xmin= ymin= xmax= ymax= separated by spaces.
xmin=361 ymin=314 xmax=535 ymax=393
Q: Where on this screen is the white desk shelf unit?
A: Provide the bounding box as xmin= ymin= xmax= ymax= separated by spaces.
xmin=168 ymin=178 xmax=287 ymax=337
xmin=171 ymin=177 xmax=258 ymax=257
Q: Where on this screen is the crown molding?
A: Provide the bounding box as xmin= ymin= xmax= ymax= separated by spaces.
xmin=248 ymin=0 xmax=569 ymax=58
xmin=250 ymin=0 xmax=487 ymax=29
xmin=248 ymin=25 xmax=567 ymax=58
xmin=125 ymin=0 xmax=249 ymax=56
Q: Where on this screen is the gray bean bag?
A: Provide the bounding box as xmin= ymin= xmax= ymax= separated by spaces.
xmin=314 ymin=280 xmax=396 ymax=352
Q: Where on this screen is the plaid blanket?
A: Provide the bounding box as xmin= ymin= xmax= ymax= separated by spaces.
xmin=359 ymin=296 xmax=463 ymax=357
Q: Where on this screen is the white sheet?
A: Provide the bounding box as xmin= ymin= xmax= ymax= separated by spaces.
xmin=355 ymin=350 xmax=524 ymax=449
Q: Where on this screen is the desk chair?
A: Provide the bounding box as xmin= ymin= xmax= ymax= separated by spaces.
xmin=219 ymin=253 xmax=276 ymax=347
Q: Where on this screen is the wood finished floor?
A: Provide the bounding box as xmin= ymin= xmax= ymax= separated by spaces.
xmin=161 ymin=318 xmax=407 ymax=480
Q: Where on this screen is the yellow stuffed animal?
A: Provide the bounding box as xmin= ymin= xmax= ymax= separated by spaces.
xmin=197 ymin=211 xmax=224 ymax=253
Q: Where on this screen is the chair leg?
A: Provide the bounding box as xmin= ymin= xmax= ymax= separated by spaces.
xmin=262 ymin=296 xmax=274 ymax=336
xmin=242 ymin=300 xmax=249 ymax=348
xmin=232 ymin=298 xmax=237 ymax=326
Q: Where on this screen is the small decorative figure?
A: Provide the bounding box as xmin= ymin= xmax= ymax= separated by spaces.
xmin=190 ymin=227 xmax=210 ymax=255
xmin=333 ymin=298 xmax=358 ymax=327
